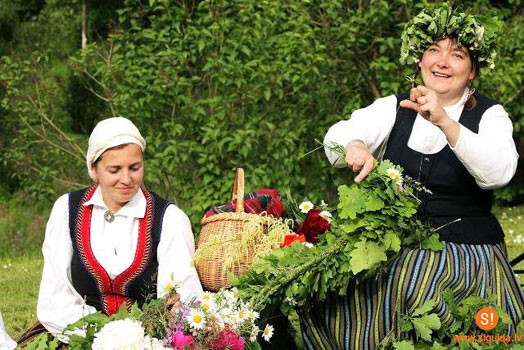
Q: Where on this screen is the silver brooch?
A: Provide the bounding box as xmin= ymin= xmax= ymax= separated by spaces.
xmin=104 ymin=210 xmax=115 ymax=223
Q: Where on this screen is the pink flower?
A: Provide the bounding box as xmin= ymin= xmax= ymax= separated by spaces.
xmin=170 ymin=330 xmax=195 ymax=349
xmin=212 ymin=327 xmax=245 ymax=350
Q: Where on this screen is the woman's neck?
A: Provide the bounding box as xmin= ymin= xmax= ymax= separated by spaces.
xmin=100 ymin=192 xmax=126 ymax=213
xmin=439 ymin=88 xmax=467 ymax=107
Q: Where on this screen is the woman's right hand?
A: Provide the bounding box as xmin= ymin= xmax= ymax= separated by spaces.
xmin=345 ymin=140 xmax=375 ymax=183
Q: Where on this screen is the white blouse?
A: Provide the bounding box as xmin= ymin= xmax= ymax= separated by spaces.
xmin=0 ymin=312 xmax=16 ymax=350
xmin=37 ymin=187 xmax=204 ymax=338
xmin=324 ymin=88 xmax=518 ymax=189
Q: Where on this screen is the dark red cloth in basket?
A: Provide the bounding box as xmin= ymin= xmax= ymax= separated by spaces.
xmin=204 ymin=189 xmax=285 ymax=218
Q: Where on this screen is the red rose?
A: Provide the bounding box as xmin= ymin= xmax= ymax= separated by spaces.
xmin=282 ymin=234 xmax=306 ymax=247
xmin=296 ymin=209 xmax=330 ymax=243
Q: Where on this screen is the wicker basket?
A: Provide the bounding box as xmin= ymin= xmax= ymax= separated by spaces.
xmin=196 ymin=168 xmax=257 ymax=291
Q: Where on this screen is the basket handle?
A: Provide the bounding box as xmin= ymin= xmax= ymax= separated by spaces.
xmin=232 ymin=168 xmax=245 ymax=213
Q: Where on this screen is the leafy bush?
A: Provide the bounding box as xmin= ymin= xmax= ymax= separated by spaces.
xmin=1 ymin=0 xmax=523 ymax=225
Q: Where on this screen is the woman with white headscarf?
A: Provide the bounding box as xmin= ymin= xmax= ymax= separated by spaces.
xmin=18 ymin=117 xmax=203 ymax=346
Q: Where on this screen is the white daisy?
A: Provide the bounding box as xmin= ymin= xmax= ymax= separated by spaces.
xmin=299 ymin=201 xmax=314 ymax=213
xmin=236 ymin=309 xmax=248 ymax=323
xmin=201 ymin=291 xmax=214 ymax=302
xmin=200 ymin=300 xmax=216 ymax=313
xmin=302 ymin=242 xmax=314 ymax=248
xmin=262 ymin=324 xmax=274 ymax=341
xmin=386 ymin=167 xmax=403 ymax=187
xmin=250 ymin=326 xmax=260 ymax=342
xmin=247 ymin=309 xmax=259 ymax=321
xmin=223 ymin=290 xmax=237 ymax=304
xmin=319 ymin=210 xmax=332 ymax=223
xmin=187 ymin=309 xmax=206 ymax=330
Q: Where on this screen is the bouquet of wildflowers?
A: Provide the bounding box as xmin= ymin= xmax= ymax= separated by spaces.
xmin=26 ymin=287 xmax=273 ymax=350
xmin=165 ymin=287 xmax=273 ymax=350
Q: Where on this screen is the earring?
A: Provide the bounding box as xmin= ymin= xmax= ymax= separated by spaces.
xmin=466 ymin=87 xmax=476 ymax=100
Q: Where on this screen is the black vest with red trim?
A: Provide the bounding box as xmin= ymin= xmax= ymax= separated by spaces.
xmin=68 ymin=186 xmax=171 ymax=315
xmin=383 ymin=92 xmax=504 ymax=244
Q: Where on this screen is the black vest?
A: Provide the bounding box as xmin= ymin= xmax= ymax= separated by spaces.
xmin=383 ymin=92 xmax=504 ymax=244
xmin=68 ymin=186 xmax=170 ymax=314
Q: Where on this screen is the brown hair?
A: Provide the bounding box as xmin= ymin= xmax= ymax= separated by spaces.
xmin=464 ymin=53 xmax=480 ymax=110
xmin=92 ymin=143 xmax=135 ymax=168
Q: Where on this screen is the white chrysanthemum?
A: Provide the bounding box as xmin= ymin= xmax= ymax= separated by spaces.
xmin=299 ymin=201 xmax=314 ymax=213
xmin=200 ymin=300 xmax=216 ymax=313
xmin=92 ymin=319 xmax=144 ymax=350
xmin=201 ymin=291 xmax=215 ymax=303
xmin=144 ymin=336 xmax=169 ymax=350
xmin=187 ymin=309 xmax=206 ymax=330
xmin=250 ymin=325 xmax=260 ymax=342
xmin=386 ymin=167 xmax=403 ymax=187
xmin=247 ymin=309 xmax=259 ymax=321
xmin=235 ymin=309 xmax=249 ymax=324
xmin=218 ymin=306 xmax=235 ymax=324
xmin=319 ymin=210 xmax=332 ymax=223
xmin=223 ymin=290 xmax=237 ymax=304
xmin=162 ymin=281 xmax=176 ymax=295
xmin=262 ymin=324 xmax=274 ymax=341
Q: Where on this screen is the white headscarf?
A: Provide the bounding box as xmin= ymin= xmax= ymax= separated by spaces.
xmin=86 ymin=117 xmax=146 ymax=180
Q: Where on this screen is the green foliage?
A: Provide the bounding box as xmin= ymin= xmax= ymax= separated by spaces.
xmin=24 ymin=332 xmax=59 ymax=350
xmin=233 ymin=160 xmax=442 ymax=313
xmin=382 ymin=291 xmax=523 ymax=349
xmin=0 ymin=197 xmax=49 ymax=257
xmin=0 ymin=0 xmax=522 ymax=221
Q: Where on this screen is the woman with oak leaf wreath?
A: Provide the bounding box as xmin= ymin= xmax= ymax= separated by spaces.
xmin=299 ymin=3 xmax=524 ymax=349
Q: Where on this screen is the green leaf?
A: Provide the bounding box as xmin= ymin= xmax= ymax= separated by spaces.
xmin=412 ymin=314 xmax=441 ymax=342
xmin=263 ymin=88 xmax=271 ymax=101
xmin=421 ymin=234 xmax=444 ymax=251
xmin=349 ymin=239 xmax=387 ymax=274
xmin=392 ymin=340 xmax=414 ymax=350
xmin=382 ymin=232 xmax=401 ymax=252
xmin=412 ymin=298 xmax=437 ymax=317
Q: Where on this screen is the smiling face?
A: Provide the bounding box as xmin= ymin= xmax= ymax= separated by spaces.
xmin=418 ymin=37 xmax=476 ymax=106
xmin=91 ymin=143 xmax=144 ymax=213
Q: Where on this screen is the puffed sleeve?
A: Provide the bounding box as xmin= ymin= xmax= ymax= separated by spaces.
xmin=451 ymin=104 xmax=519 ymax=189
xmin=156 ymin=204 xmax=204 ymax=302
xmin=324 ymin=95 xmax=398 ymax=166
xmin=37 ymin=194 xmax=97 ymax=340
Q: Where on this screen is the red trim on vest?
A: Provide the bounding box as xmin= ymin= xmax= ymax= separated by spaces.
xmin=75 ymin=186 xmax=153 ymax=315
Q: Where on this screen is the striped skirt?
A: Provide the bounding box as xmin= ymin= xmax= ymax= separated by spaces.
xmin=299 ymin=242 xmax=524 ymax=350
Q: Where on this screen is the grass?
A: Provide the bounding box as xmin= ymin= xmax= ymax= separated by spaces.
xmin=0 ymin=254 xmax=43 ymax=340
xmin=493 ymin=205 xmax=524 ymax=284
xmin=0 ymin=204 xmax=522 ymax=341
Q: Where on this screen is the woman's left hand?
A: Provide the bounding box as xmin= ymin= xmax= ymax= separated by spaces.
xmin=166 ymin=293 xmax=182 ymax=313
xmin=399 ymin=85 xmax=449 ymax=126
